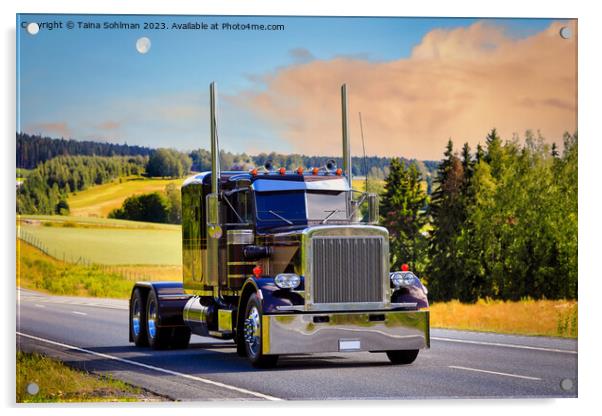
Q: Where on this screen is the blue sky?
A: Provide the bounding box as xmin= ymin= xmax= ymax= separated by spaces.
xmin=17 ymin=14 xmax=560 ymax=158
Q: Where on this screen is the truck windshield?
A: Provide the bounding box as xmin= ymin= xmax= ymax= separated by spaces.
xmin=255 ymin=190 xmax=348 ymax=231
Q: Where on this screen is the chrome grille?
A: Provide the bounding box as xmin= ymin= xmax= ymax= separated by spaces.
xmin=312 ymin=236 xmax=384 ymax=303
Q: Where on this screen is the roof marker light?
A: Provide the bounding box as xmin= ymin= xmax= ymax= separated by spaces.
xmin=336 ymin=168 xmax=343 ymax=176
xmin=297 ymin=167 xmax=304 ymax=175
xmin=279 ymin=167 xmax=286 ymax=175
xmin=312 ymin=167 xmax=319 ymax=175
xmin=250 ymin=168 xmax=258 ymax=177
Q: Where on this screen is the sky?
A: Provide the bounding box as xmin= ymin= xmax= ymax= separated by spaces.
xmin=16 ymin=14 xmax=576 ymax=160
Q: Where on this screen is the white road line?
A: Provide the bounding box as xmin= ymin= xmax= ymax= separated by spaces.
xmin=34 ymin=304 xmax=45 ymax=308
xmin=20 ymin=298 xmax=127 ymax=311
xmin=16 ymin=332 xmax=282 ymax=401
xmin=72 ymin=311 xmax=87 ymax=316
xmin=432 ymin=336 xmax=577 ymax=355
xmin=449 ymin=365 xmax=542 ymax=381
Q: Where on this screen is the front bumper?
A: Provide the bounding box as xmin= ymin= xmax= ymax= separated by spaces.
xmin=261 ymin=310 xmax=429 ymax=355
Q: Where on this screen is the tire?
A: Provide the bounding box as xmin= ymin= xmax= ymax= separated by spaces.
xmin=146 ymin=290 xmax=172 ymax=350
xmin=236 ymin=335 xmax=247 ymax=357
xmin=243 ymin=294 xmax=278 ymax=368
xmin=172 ymin=327 xmax=191 ymax=349
xmin=386 ymin=349 xmax=419 ymax=365
xmin=130 ymin=288 xmax=148 ymax=347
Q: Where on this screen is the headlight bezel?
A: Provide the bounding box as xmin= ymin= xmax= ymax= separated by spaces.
xmin=274 ymin=273 xmax=301 ymax=289
xmin=390 ymin=271 xmax=428 ymax=294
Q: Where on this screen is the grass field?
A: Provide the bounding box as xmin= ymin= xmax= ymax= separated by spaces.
xmin=68 ymin=176 xmax=182 ymax=218
xmin=18 ymin=216 xmax=181 ymax=265
xmin=430 ymin=298 xmax=578 ymax=338
xmin=17 ymin=351 xmax=162 ymax=402
xmin=17 ymin=240 xmax=180 ymax=298
xmin=351 ymin=178 xmax=385 ymax=193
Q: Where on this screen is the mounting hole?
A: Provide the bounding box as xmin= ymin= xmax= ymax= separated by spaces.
xmin=26 ymin=382 xmax=39 ymax=395
xmin=26 ymin=22 xmax=39 ymax=35
xmin=560 ymin=378 xmax=574 ymax=391
xmin=136 ymin=37 xmax=151 ymax=54
xmin=559 ymin=26 xmax=572 ymax=40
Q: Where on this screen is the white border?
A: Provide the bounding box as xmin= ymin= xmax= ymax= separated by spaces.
xmin=3 ymin=1 xmax=599 ymax=415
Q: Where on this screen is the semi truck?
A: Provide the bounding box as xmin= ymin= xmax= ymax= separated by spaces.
xmin=129 ymin=82 xmax=430 ymax=367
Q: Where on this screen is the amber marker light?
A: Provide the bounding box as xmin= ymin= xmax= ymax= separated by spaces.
xmin=279 ymin=167 xmax=286 ymax=175
xmin=335 ymin=168 xmax=343 ymax=176
xmin=312 ymin=167 xmax=319 ymax=175
xmin=250 ymin=168 xmax=258 ymax=177
xmin=253 ymin=265 xmax=263 ymax=278
xmin=297 ymin=167 xmax=304 ymax=175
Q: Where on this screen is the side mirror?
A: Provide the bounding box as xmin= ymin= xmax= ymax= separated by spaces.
xmin=367 ymin=193 xmax=379 ymax=224
xmin=206 ymin=193 xmax=222 ymax=239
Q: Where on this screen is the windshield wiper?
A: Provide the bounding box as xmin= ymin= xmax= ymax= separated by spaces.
xmin=268 ymin=210 xmax=293 ymax=225
xmin=322 ymin=209 xmax=345 ymax=224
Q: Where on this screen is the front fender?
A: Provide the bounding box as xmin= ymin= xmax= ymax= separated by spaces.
xmin=239 ymin=277 xmax=305 ymax=314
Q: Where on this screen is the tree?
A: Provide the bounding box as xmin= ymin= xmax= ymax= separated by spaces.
xmin=427 ymin=139 xmax=467 ymax=300
xmin=165 ymin=183 xmax=182 ymax=224
xmin=109 ymin=192 xmax=170 ymax=223
xmin=146 ymin=149 xmax=192 ymax=178
xmin=380 ymin=159 xmax=428 ymax=273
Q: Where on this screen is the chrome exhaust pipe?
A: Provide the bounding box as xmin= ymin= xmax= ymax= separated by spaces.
xmin=341 ymin=84 xmax=352 ymax=188
xmin=206 ymin=82 xmax=221 ymax=286
xmin=210 ymin=81 xmax=220 ymax=195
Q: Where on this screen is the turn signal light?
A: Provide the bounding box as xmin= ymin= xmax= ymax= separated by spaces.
xmin=253 ymin=265 xmax=263 ymax=278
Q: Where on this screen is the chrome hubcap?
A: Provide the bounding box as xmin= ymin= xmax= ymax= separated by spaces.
xmin=244 ymin=306 xmax=260 ymax=356
xmin=148 ymin=299 xmax=157 ymax=339
xmin=132 ymin=298 xmax=141 ymax=336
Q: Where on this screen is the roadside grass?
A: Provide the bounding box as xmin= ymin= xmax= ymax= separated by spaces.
xmin=68 ymin=176 xmax=182 ymax=218
xmin=18 ymin=216 xmax=181 ymax=265
xmin=430 ymin=298 xmax=578 ymax=338
xmin=17 ymin=351 xmax=163 ymax=402
xmin=17 ymin=240 xmax=139 ymax=298
xmin=116 ymin=265 xmax=182 ymax=281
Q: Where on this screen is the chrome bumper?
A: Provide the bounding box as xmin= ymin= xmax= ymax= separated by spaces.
xmin=261 ymin=310 xmax=429 ymax=355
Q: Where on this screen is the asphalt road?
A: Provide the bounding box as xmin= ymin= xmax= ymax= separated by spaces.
xmin=16 ymin=289 xmax=578 ymax=401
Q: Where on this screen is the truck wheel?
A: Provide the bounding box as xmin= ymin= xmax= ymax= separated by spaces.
xmin=172 ymin=327 xmax=191 ymax=349
xmin=236 ymin=336 xmax=247 ymax=357
xmin=243 ymin=294 xmax=278 ymax=368
xmin=131 ymin=288 xmax=148 ymax=347
xmin=386 ymin=350 xmax=419 ymax=365
xmin=146 ymin=290 xmax=171 ymax=350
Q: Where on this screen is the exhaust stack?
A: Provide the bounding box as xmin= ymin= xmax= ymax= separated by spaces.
xmin=341 ymin=84 xmax=352 ymax=189
xmin=210 ymin=81 xmax=220 ymax=195
xmin=206 ymin=81 xmax=222 ymax=287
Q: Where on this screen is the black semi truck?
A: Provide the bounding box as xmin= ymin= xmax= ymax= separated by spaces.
xmin=129 ymin=83 xmax=430 ymax=367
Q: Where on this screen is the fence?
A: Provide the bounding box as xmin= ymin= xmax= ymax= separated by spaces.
xmin=18 ymin=229 xmax=155 ymax=282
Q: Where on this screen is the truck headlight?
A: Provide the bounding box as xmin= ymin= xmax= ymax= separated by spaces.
xmin=274 ymin=273 xmax=301 ymax=289
xmin=390 ymin=271 xmax=428 ymax=294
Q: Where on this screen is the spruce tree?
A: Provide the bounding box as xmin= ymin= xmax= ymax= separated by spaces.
xmin=380 ymin=159 xmax=428 ymax=272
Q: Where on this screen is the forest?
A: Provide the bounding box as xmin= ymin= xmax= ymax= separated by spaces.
xmin=17 ymin=133 xmax=153 ymax=169
xmin=16 ymin=155 xmax=147 ymax=215
xmin=380 ymin=129 xmax=577 ymax=301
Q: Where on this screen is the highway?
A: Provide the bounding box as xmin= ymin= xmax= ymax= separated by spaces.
xmin=16 ymin=289 xmax=578 ymax=401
